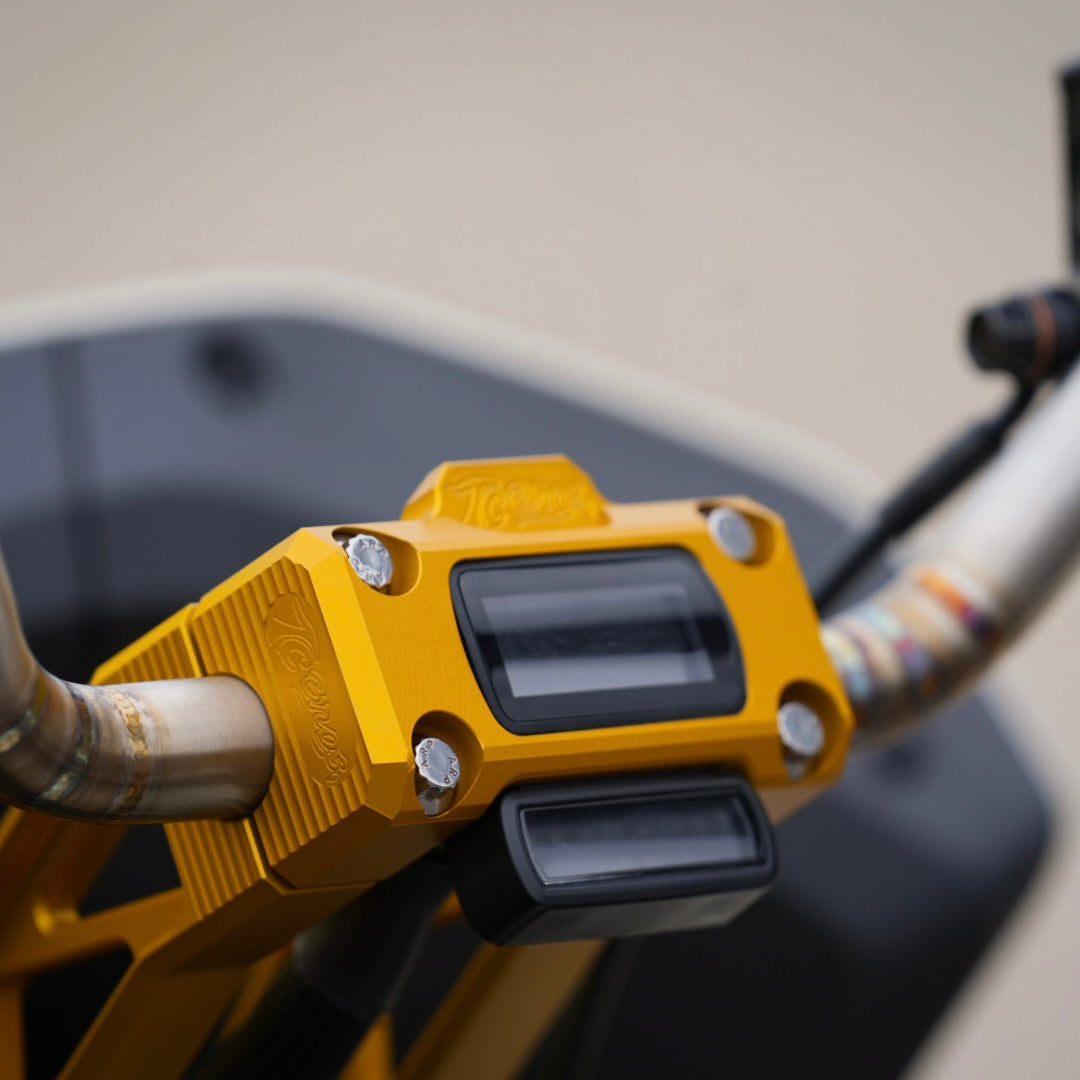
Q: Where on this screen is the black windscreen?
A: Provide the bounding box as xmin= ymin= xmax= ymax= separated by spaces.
xmin=452 ymin=549 xmax=745 ymax=733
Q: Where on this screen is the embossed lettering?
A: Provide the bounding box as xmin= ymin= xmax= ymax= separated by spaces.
xmin=265 ymin=593 xmax=351 ymax=785
xmin=264 ymin=595 xmax=320 ymax=671
xmin=443 ymin=474 xmax=605 ymax=530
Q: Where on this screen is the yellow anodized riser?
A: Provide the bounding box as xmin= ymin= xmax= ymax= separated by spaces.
xmin=98 ymin=454 xmax=853 ymax=902
xmin=0 ymin=454 xmax=853 ymax=1079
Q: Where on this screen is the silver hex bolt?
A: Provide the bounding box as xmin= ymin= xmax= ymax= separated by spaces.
xmin=414 ymin=736 xmax=461 ymax=816
xmin=706 ymin=506 xmax=757 ymax=563
xmin=777 ymin=701 xmax=826 ymax=777
xmin=341 ymin=533 xmax=394 ymax=591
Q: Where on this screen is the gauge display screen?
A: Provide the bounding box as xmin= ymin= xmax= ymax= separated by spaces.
xmin=447 ymin=771 xmax=778 ymax=944
xmin=452 ymin=549 xmax=745 ymax=733
xmin=522 ymin=788 xmax=760 ymax=885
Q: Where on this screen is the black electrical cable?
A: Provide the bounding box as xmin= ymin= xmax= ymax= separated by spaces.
xmin=561 ymin=938 xmax=642 ymax=1080
xmin=518 ymin=938 xmax=641 ymax=1080
xmin=192 ymin=850 xmax=452 ymax=1080
xmin=811 ymin=382 xmax=1034 ymax=614
xmin=814 ymin=281 xmax=1080 ymax=613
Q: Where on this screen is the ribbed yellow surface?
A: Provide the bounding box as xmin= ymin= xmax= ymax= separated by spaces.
xmin=189 ymin=552 xmax=370 ymax=877
xmin=167 ymin=818 xmax=264 ymax=917
xmin=93 ymin=606 xmax=265 ymax=917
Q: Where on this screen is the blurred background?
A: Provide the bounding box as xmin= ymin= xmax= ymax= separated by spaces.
xmin=3 ymin=2 xmax=1080 ymax=1076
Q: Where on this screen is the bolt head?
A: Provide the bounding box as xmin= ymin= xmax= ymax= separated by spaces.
xmin=777 ymin=701 xmax=826 ymax=761
xmin=706 ymin=507 xmax=757 ymax=562
xmin=342 ymin=534 xmax=394 ymax=590
xmin=414 ymin=736 xmax=461 ymax=817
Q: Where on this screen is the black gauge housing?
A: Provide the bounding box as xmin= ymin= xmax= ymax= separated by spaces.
xmin=448 ymin=771 xmax=778 ymax=945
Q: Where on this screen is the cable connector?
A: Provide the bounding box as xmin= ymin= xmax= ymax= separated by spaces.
xmin=967 ymin=286 xmax=1080 ymax=386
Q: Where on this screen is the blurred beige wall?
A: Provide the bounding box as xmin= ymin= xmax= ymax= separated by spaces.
xmin=3 ymin=2 xmax=1080 ymax=1075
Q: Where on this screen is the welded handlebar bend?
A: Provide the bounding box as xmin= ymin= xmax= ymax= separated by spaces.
xmin=0 ymin=551 xmax=273 ymax=821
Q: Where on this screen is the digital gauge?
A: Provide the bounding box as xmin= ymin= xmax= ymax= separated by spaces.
xmin=451 ymin=548 xmax=746 ymax=733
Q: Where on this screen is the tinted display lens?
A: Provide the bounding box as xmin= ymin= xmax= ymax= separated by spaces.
xmin=482 ymin=582 xmax=713 ymax=698
xmin=453 ymin=549 xmax=746 ymax=733
xmin=521 ymin=791 xmax=761 ymax=886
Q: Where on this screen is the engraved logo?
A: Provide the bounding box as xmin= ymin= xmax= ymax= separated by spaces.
xmin=442 ymin=474 xmax=606 ymax=530
xmin=264 ymin=593 xmax=351 ymax=786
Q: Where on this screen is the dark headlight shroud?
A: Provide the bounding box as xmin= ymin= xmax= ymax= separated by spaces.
xmin=448 ymin=771 xmax=778 ymax=945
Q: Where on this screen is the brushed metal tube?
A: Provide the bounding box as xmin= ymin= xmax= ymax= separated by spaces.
xmin=0 ymin=548 xmax=274 ymax=821
xmin=824 ymin=366 xmax=1080 ymax=742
